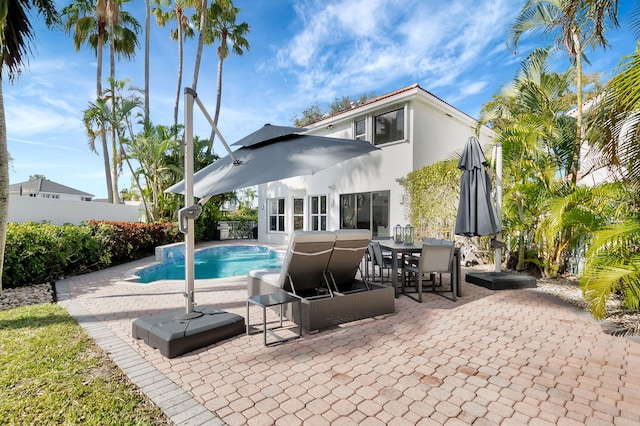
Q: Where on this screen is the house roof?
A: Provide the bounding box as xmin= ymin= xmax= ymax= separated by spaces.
xmin=9 ymin=178 xmax=94 ymax=197
xmin=305 ymin=83 xmax=478 ymax=126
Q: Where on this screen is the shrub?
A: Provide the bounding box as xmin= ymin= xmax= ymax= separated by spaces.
xmin=2 ymin=221 xmax=181 ymax=288
xmin=84 ymin=220 xmax=181 ymax=266
xmin=3 ymin=223 xmax=102 ymax=288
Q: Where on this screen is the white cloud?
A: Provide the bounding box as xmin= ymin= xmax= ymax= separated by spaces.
xmin=272 ymin=0 xmax=523 ymax=110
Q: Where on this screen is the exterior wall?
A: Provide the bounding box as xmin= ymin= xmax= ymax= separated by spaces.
xmin=257 ymin=85 xmax=495 ymax=246
xmin=8 ymin=195 xmax=143 ymax=225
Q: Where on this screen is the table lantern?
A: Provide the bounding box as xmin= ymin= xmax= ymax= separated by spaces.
xmin=404 ymin=224 xmax=414 ymax=245
xmin=394 ymin=224 xmax=403 ymax=243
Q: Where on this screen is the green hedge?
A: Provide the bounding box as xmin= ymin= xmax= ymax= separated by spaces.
xmin=2 ymin=221 xmax=181 ymax=289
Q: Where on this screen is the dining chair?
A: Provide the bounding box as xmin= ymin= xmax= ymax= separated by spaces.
xmin=401 ymin=241 xmax=456 ymax=302
xmin=368 ymin=241 xmax=396 ymax=284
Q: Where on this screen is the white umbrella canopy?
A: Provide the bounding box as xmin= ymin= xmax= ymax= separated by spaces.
xmin=166 ymin=130 xmax=379 ymax=199
xmin=454 ymin=136 xmax=501 ymax=237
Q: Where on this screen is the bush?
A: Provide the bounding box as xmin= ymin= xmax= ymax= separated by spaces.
xmin=3 ymin=223 xmax=102 ymax=288
xmin=2 ymin=221 xmax=181 ymax=288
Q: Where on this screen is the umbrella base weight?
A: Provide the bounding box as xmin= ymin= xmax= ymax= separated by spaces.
xmin=465 ymin=271 xmax=537 ymax=290
xmin=132 ymin=306 xmax=245 ymax=358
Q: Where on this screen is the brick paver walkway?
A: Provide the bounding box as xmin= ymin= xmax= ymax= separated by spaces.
xmin=56 ymin=249 xmax=640 ymax=425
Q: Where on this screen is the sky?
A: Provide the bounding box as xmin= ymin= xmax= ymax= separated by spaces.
xmin=5 ymin=0 xmax=638 ymax=199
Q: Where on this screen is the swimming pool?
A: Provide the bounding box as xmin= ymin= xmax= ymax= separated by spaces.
xmin=135 ymin=245 xmax=283 ymax=283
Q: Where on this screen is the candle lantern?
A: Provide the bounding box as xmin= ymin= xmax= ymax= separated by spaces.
xmin=394 ymin=224 xmax=403 ymax=243
xmin=404 ymin=224 xmax=414 ymax=244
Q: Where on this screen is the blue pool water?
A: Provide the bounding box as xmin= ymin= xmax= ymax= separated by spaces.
xmin=135 ymin=245 xmax=283 ymax=283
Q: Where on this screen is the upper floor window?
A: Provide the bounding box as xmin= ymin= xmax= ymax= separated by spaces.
xmin=354 ymin=118 xmax=366 ymax=141
xmin=374 ymin=107 xmax=405 ymax=145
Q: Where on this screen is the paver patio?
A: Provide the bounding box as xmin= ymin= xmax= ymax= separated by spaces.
xmin=56 ymin=244 xmax=640 ymax=425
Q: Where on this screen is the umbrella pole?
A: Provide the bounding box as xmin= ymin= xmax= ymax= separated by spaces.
xmin=494 ymin=142 xmax=503 ymax=273
xmin=179 ymin=88 xmax=199 ymax=319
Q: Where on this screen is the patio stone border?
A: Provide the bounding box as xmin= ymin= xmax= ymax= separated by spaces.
xmin=56 ymin=280 xmax=225 ymax=426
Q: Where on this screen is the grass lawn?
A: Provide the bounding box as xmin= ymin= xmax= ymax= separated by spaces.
xmin=0 ymin=303 xmax=171 ymax=425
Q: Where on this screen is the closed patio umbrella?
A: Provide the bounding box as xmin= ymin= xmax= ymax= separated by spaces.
xmin=455 ymin=137 xmax=537 ymax=290
xmin=454 ymin=136 xmax=500 ymax=237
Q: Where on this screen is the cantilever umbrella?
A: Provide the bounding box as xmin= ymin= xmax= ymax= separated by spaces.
xmin=134 ymin=89 xmax=380 ymax=359
xmin=166 ymin=123 xmax=379 ymax=199
xmin=454 ymin=136 xmax=500 ymax=237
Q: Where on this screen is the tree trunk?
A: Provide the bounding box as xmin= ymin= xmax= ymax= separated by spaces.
xmin=97 ymin=31 xmax=113 ymax=203
xmin=191 ymin=0 xmax=207 ymax=91
xmin=572 ymin=30 xmax=583 ymax=184
xmin=206 ymin=56 xmax=224 ymax=156
xmin=173 ymin=13 xmax=183 ymax=131
xmin=0 ymin=80 xmax=9 ymax=295
xmin=109 ymin=18 xmax=120 ymax=203
xmin=144 ymin=0 xmax=150 ymax=124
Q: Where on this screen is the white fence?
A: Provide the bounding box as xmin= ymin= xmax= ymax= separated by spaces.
xmin=8 ymin=195 xmax=144 ymax=225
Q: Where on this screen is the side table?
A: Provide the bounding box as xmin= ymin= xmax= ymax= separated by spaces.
xmin=246 ymin=293 xmax=302 ymax=346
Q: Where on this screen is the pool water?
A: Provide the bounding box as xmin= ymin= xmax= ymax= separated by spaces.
xmin=135 ymin=245 xmax=283 ymax=283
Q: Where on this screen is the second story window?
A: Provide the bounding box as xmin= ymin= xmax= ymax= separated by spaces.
xmin=374 ymin=107 xmax=405 ymax=145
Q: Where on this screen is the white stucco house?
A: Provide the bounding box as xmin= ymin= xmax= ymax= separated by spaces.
xmin=257 ymin=83 xmax=496 ymax=246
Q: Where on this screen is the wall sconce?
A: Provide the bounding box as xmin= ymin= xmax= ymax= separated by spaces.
xmin=395 ymin=177 xmax=405 ymax=185
xmin=331 ymin=199 xmax=335 ymax=207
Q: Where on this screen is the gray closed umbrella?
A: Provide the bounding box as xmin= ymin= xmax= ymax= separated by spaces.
xmin=455 ymin=136 xmax=500 ymax=237
xmin=166 ymin=128 xmax=379 ymax=199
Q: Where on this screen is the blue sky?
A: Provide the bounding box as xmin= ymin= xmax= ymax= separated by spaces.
xmin=5 ymin=0 xmax=638 ymax=199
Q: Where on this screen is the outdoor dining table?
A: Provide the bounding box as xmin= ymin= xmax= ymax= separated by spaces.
xmin=375 ymin=240 xmax=462 ymax=299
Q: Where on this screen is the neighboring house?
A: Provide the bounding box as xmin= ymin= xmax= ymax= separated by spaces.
xmin=9 ymin=177 xmax=94 ymax=202
xmin=257 ymin=83 xmax=496 ymax=246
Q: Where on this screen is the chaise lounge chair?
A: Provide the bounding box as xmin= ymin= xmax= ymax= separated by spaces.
xmin=248 ymin=230 xmax=395 ymax=332
xmin=325 ymin=229 xmax=372 ymax=293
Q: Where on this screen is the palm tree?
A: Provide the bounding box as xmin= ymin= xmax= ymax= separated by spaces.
xmin=61 ymin=0 xmax=139 ymax=203
xmin=203 ymin=0 xmax=250 ymax=155
xmin=144 ymin=0 xmax=151 ymax=124
xmin=508 ymin=0 xmax=620 ymax=183
xmin=153 ymin=0 xmax=195 ymax=130
xmin=191 ymin=0 xmax=207 ymax=90
xmin=0 ymin=0 xmax=59 ymax=294
xmin=105 ymin=0 xmax=140 ymax=203
xmin=61 ymin=0 xmax=113 ymax=201
xmin=127 ymin=124 xmax=178 ymax=220
xmin=579 ymin=12 xmax=640 ymax=319
xmin=481 ymin=49 xmax=579 ymax=276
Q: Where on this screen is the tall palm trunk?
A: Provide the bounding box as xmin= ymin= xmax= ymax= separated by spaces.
xmin=96 ymin=22 xmax=113 ymax=203
xmin=206 ymin=54 xmax=224 ymax=156
xmin=572 ymin=29 xmax=583 ymax=184
xmin=173 ymin=14 xmax=183 ymax=130
xmin=108 ymin=5 xmax=119 ymax=203
xmin=144 ymin=0 xmax=150 ymax=124
xmin=191 ymin=0 xmax=207 ymax=90
xmin=0 ymin=80 xmax=9 ymax=296
xmin=106 ymin=0 xmax=124 ymax=203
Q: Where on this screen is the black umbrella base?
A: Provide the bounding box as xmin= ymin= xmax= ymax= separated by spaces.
xmin=132 ymin=306 xmax=245 ymax=358
xmin=466 ymin=271 xmax=537 ymax=290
